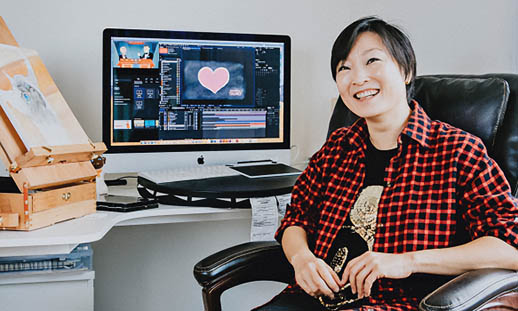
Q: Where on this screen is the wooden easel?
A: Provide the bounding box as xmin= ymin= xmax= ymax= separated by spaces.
xmin=0 ymin=17 xmax=106 ymax=230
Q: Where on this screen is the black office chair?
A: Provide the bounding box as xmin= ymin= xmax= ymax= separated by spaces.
xmin=194 ymin=74 xmax=518 ymax=311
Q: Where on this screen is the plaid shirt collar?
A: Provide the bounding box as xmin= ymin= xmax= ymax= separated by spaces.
xmin=344 ymin=100 xmax=432 ymax=150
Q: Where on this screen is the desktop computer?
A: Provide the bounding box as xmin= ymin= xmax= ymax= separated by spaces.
xmin=102 ymin=28 xmax=291 ymax=173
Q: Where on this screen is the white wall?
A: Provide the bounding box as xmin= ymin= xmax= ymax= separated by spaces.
xmin=2 ymin=1 xmax=518 ymax=310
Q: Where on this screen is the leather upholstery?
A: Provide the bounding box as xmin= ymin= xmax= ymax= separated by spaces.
xmin=194 ymin=241 xmax=293 ymax=287
xmin=419 ymin=269 xmax=518 ymax=311
xmin=414 ymin=77 xmax=508 ymax=152
xmin=194 ymin=241 xmax=294 ymax=311
xmin=194 ymin=74 xmax=518 ymax=311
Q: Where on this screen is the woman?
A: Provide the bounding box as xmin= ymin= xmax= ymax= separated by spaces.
xmin=255 ymin=16 xmax=518 ymax=311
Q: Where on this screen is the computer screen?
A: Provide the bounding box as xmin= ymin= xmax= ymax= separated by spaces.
xmin=102 ymin=28 xmax=290 ymax=155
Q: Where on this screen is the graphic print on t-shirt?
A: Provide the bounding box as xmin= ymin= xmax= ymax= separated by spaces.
xmin=349 ymin=185 xmax=383 ymax=250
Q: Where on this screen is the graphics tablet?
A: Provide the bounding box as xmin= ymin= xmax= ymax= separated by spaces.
xmin=230 ymin=163 xmax=301 ymax=178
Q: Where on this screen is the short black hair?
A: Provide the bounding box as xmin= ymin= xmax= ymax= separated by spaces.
xmin=331 ymin=16 xmax=416 ymax=102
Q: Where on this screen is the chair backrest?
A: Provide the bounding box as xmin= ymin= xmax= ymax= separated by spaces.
xmin=327 ymin=74 xmax=518 ymax=196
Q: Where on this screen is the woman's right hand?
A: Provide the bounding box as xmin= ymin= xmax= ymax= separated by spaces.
xmin=290 ymin=249 xmax=343 ymax=298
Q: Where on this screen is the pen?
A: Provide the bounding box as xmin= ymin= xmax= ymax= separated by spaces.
xmin=236 ymin=159 xmax=276 ymax=164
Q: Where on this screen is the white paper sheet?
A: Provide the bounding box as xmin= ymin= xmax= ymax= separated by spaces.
xmin=276 ymin=193 xmax=291 ymax=217
xmin=250 ymin=196 xmax=279 ymax=241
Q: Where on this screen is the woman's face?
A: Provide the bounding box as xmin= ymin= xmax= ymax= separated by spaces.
xmin=335 ymin=32 xmax=409 ymax=121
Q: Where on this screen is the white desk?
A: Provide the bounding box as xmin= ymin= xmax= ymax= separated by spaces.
xmin=0 ymin=182 xmax=283 ymax=311
xmin=0 ymin=175 xmax=251 ymax=257
xmin=0 ymin=204 xmax=251 ymax=257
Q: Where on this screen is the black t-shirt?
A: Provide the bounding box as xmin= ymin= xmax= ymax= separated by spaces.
xmin=325 ymin=139 xmax=398 ymax=272
xmin=321 ymin=139 xmax=397 ymax=307
xmin=363 ymin=139 xmax=398 ymax=187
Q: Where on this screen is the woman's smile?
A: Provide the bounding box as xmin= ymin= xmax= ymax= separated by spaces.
xmin=353 ymin=88 xmax=380 ymax=100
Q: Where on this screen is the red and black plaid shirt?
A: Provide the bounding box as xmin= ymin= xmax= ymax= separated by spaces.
xmin=275 ymin=101 xmax=518 ymax=310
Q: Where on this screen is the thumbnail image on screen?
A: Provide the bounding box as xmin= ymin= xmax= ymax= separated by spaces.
xmin=108 ymin=33 xmax=287 ymax=149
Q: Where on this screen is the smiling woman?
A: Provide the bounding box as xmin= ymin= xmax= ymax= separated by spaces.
xmin=253 ymin=16 xmax=518 ymax=311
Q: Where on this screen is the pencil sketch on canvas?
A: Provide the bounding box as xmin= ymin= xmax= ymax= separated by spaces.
xmin=0 ymin=43 xmax=90 ymax=149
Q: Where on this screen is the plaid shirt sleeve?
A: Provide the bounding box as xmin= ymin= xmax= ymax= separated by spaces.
xmin=458 ymin=136 xmax=518 ymax=248
xmin=274 ymin=138 xmax=331 ymax=244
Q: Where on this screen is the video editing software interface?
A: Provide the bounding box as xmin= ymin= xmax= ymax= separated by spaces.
xmin=108 ymin=32 xmax=287 ymax=149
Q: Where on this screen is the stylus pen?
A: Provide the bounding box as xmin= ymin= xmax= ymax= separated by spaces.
xmin=236 ymin=159 xmax=276 ymax=164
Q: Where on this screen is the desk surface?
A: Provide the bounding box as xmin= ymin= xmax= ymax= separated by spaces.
xmin=0 ymin=204 xmax=250 ymax=257
xmin=0 ymin=173 xmax=292 ymax=257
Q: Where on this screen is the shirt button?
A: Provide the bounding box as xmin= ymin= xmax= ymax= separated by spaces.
xmin=386 ymin=181 xmax=392 ymax=187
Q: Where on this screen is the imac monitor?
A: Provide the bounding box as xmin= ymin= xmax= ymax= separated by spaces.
xmin=103 ymin=28 xmax=290 ymax=165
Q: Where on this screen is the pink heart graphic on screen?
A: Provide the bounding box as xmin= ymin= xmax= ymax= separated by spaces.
xmin=198 ymin=67 xmax=230 ymax=94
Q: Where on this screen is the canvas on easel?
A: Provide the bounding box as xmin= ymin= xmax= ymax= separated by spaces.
xmin=0 ymin=17 xmax=106 ymax=231
xmin=0 ymin=44 xmax=90 ymax=149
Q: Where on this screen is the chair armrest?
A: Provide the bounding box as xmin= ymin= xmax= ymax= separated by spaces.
xmin=419 ymin=268 xmax=518 ymax=311
xmin=193 ymin=241 xmax=294 ymax=289
xmin=194 ymin=241 xmax=294 ymax=311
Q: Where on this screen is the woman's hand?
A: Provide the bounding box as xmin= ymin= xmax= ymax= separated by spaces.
xmin=291 ymin=249 xmax=343 ymax=298
xmin=341 ymin=251 xmax=414 ymax=299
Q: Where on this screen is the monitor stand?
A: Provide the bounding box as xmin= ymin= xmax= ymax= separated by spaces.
xmin=137 ymin=174 xmax=298 ymax=208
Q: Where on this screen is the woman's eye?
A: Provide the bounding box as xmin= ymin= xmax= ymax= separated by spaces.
xmin=337 ymin=65 xmax=350 ymax=72
xmin=367 ymin=58 xmax=380 ymax=65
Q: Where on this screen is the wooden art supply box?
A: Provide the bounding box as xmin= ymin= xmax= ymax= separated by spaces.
xmin=0 ymin=17 xmax=106 ymax=230
xmin=0 ymin=144 xmax=106 ymax=231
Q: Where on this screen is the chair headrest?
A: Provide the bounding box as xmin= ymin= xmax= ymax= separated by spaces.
xmin=413 ymin=76 xmax=510 ymax=152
